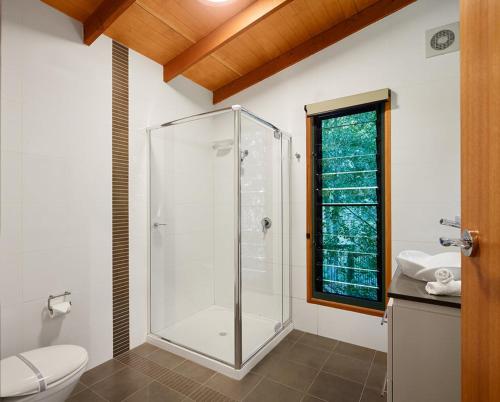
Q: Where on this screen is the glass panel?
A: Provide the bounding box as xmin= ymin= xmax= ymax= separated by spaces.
xmin=240 ymin=113 xmax=283 ymax=363
xmin=149 ymin=110 xmax=236 ymax=365
xmin=314 ymin=106 xmax=383 ymax=306
xmin=282 ymin=136 xmax=291 ymax=324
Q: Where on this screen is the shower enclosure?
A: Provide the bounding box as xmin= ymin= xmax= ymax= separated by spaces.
xmin=147 ymin=105 xmax=291 ymax=377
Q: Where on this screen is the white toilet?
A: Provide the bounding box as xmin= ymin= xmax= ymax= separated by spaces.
xmin=0 ymin=345 xmax=88 ymax=401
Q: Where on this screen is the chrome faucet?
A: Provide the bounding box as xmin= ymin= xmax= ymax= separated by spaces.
xmin=439 ymin=237 xmax=469 ymax=248
xmin=439 ymin=230 xmax=475 ymax=256
xmin=439 ymin=216 xmax=478 ymax=257
xmin=440 ymin=216 xmax=461 ymax=229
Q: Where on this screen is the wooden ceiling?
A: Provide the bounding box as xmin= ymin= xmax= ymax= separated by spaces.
xmin=42 ymin=0 xmax=415 ymax=103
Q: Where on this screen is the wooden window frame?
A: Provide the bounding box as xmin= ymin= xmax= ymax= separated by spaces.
xmin=306 ymin=99 xmax=391 ymax=318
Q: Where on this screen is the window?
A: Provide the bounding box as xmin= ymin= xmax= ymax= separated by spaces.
xmin=306 ymin=94 xmax=390 ymax=316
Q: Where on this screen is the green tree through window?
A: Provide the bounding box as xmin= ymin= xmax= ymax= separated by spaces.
xmin=312 ymin=102 xmax=386 ymax=311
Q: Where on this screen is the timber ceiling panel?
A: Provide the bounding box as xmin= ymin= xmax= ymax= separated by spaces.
xmin=104 ymin=3 xmax=192 ymax=65
xmin=207 ymin=0 xmax=351 ymax=76
xmin=42 ymin=0 xmax=102 ymax=21
xmin=42 ymin=0 xmax=415 ymax=103
xmin=136 ymin=0 xmax=255 ymax=42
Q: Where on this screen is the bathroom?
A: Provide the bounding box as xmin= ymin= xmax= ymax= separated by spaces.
xmin=0 ymin=0 xmax=498 ymax=401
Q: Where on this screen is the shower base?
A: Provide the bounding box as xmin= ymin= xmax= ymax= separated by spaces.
xmin=148 ymin=305 xmax=292 ymax=379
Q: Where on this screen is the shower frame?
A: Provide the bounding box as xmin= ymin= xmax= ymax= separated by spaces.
xmin=145 ymin=105 xmax=292 ymax=376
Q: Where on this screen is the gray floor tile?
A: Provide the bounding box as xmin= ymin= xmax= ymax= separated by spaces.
xmin=287 ymin=343 xmax=330 ymax=369
xmin=285 ymin=330 xmax=305 ymax=343
xmin=124 ymin=381 xmax=185 ymax=401
xmin=147 ymin=349 xmax=186 ymax=369
xmin=69 ymin=382 xmax=88 ymax=397
xmin=266 ymin=359 xmax=318 ymax=392
xmin=205 ymin=372 xmax=262 ymax=400
xmin=373 ymin=351 xmax=387 ymax=366
xmin=80 ymin=359 xmax=127 ymax=387
xmin=90 ymin=367 xmax=152 ymax=402
xmin=250 ymin=354 xmax=279 ymax=376
xmin=321 ymin=353 xmax=371 ymax=384
xmin=67 ymin=388 xmax=107 ymax=402
xmin=174 ymin=360 xmax=216 ymax=383
xmin=360 ymin=387 xmax=387 ymax=402
xmin=308 ymin=372 xmax=363 ymax=402
xmin=130 ymin=343 xmax=159 ymax=357
xmin=268 ymin=339 xmax=295 ymax=360
xmin=302 ymin=395 xmax=327 ymax=402
xmin=364 ymin=361 xmax=387 ymax=392
xmin=243 ymin=379 xmax=302 ymax=402
xmin=298 ymin=333 xmax=338 ymax=351
xmin=334 ymin=342 xmax=375 ymax=363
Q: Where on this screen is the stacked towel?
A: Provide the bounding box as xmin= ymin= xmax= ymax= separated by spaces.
xmin=425 ymin=268 xmax=461 ymax=296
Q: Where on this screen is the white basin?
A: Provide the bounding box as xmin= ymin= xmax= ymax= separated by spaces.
xmin=396 ymin=250 xmax=461 ymax=282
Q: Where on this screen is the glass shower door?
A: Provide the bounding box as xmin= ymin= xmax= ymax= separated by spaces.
xmin=149 ymin=111 xmax=236 ymax=365
xmin=240 ymin=113 xmax=284 ymax=363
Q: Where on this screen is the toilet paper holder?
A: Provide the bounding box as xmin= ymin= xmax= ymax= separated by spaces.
xmin=48 ymin=291 xmax=72 ymax=314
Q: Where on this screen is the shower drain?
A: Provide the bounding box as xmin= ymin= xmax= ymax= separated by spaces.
xmin=219 ymin=331 xmax=228 ymax=337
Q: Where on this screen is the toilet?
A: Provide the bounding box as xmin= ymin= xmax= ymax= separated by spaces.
xmin=0 ymin=345 xmax=88 ymax=401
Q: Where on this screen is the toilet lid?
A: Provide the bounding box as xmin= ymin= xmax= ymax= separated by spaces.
xmin=0 ymin=345 xmax=88 ymax=397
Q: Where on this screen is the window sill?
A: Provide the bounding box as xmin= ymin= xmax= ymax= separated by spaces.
xmin=307 ymin=296 xmax=385 ymax=317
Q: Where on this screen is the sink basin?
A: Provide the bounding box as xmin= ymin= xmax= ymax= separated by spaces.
xmin=396 ymin=250 xmax=461 ymax=282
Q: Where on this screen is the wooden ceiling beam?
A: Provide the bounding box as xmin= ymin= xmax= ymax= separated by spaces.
xmin=163 ymin=0 xmax=293 ymax=83
xmin=84 ymin=0 xmax=136 ymax=45
xmin=213 ymin=0 xmax=416 ymax=104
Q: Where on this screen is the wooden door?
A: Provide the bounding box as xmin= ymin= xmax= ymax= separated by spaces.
xmin=461 ymin=0 xmax=500 ymax=400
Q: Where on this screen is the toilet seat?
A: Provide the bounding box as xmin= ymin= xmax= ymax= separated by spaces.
xmin=0 ymin=345 xmax=88 ymax=398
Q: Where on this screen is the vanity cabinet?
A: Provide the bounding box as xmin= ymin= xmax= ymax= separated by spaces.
xmin=387 ymin=270 xmax=461 ymax=402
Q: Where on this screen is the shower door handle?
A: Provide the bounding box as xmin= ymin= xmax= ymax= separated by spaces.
xmin=261 ymin=217 xmax=272 ymax=233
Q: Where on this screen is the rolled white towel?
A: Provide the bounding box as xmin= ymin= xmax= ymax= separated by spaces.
xmin=434 ymin=268 xmax=454 ymax=284
xmin=425 ymin=268 xmax=461 ymax=296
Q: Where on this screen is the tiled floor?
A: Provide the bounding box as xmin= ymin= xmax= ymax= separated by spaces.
xmin=67 ymin=331 xmax=387 ymax=402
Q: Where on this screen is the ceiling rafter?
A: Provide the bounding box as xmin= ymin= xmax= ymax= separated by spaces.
xmin=163 ymin=0 xmax=294 ymax=83
xmin=84 ymin=0 xmax=137 ymax=45
xmin=213 ymin=0 xmax=416 ymax=103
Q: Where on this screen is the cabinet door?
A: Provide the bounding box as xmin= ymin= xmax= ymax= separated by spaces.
xmin=392 ymin=300 xmax=460 ymax=402
xmin=387 ymin=298 xmax=393 ymax=402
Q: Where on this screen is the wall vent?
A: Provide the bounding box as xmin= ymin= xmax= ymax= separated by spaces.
xmin=426 ymin=22 xmax=460 ymax=58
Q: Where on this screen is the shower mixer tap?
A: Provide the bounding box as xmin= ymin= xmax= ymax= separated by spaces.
xmin=261 ymin=217 xmax=272 ymax=233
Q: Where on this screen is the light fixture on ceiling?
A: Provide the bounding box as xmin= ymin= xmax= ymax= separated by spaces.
xmin=199 ymin=0 xmax=234 ymax=6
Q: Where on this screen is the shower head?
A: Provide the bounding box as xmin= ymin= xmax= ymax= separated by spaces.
xmin=212 ymin=139 xmax=234 ymax=157
xmin=212 ymin=139 xmax=233 ymax=150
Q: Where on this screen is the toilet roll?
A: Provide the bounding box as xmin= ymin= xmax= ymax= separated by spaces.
xmin=49 ymin=301 xmax=71 ymax=318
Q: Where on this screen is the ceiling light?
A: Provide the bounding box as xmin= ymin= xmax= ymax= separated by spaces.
xmin=199 ymin=0 xmax=234 ymax=6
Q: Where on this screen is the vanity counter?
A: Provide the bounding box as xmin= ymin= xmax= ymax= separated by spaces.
xmin=388 ymin=267 xmax=461 ymax=309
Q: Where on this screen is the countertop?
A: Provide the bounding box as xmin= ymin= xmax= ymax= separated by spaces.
xmin=388 ymin=267 xmax=461 ymax=309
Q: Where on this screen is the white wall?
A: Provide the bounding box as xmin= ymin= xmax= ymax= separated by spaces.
xmin=129 ymin=50 xmax=213 ymax=346
xmin=219 ymin=0 xmax=460 ymax=351
xmin=0 ymin=0 xmax=112 ymax=368
xmin=0 ymin=0 xmax=214 ymax=368
xmin=0 ymin=0 xmax=460 ymax=364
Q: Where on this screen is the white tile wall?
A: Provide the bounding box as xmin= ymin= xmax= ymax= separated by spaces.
xmin=128 ymin=51 xmax=214 ymax=346
xmin=1 ymin=0 xmax=461 ymax=363
xmin=0 ymin=0 xmax=112 ymax=367
xmin=219 ymin=0 xmax=460 ymax=352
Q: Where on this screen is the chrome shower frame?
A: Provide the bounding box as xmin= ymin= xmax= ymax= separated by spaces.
xmin=146 ymin=105 xmax=292 ymax=373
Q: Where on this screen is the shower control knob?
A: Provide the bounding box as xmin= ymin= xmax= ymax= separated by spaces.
xmin=153 ymin=222 xmax=167 ymax=229
xmin=261 ymin=217 xmax=272 ymax=233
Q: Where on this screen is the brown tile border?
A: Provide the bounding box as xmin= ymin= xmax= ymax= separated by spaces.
xmin=112 ymin=40 xmax=130 ymax=357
